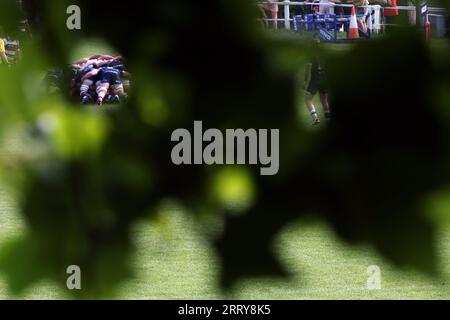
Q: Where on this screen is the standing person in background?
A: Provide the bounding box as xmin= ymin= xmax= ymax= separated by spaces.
xmin=258 ymin=0 xmax=279 ymax=29
xmin=304 ymin=36 xmax=331 ymax=125
xmin=268 ymin=0 xmax=279 ymax=29
xmin=3 ymin=36 xmax=21 ymax=64
xmin=384 ymin=0 xmax=398 ymax=17
xmin=341 ymin=0 xmax=354 ymax=15
xmin=257 ymin=1 xmax=269 ymax=28
xmin=0 ymin=29 xmax=11 ymax=66
xmin=378 ymin=0 xmax=399 ymax=29
xmin=368 ymin=0 xmax=395 ymax=30
xmin=305 ymin=0 xmax=320 ymax=14
xmin=333 ymin=1 xmax=354 ymax=33
xmin=0 ymin=38 xmax=10 ymax=65
xmin=354 ymin=0 xmax=369 ymax=15
xmin=319 ymin=0 xmax=343 ymax=15
xmin=407 ymin=1 xmax=416 ymax=25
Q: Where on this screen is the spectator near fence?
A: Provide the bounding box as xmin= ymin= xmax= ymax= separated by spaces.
xmin=0 ymin=39 xmax=9 ymax=65
xmin=3 ymin=37 xmax=21 ymax=64
xmin=383 ymin=0 xmax=400 ymax=30
xmin=383 ymin=0 xmax=398 ymax=17
xmin=353 ymin=0 xmax=369 ymax=14
xmin=329 ymin=0 xmax=359 ymax=17
xmin=257 ymin=0 xmax=279 ymax=29
xmin=407 ymin=1 xmax=416 ymax=25
xmin=306 ymin=0 xmax=320 ymax=14
xmin=364 ymin=0 xmax=397 ymax=31
xmin=319 ymin=0 xmax=343 ymax=15
xmin=0 ymin=29 xmax=11 ymax=66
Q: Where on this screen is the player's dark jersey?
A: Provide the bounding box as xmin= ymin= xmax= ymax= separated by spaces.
xmin=75 ymin=66 xmax=97 ymax=83
xmin=311 ymin=56 xmax=326 ymax=80
xmin=107 ymin=60 xmax=125 ymax=72
xmin=98 ymin=67 xmax=122 ymax=85
xmin=306 ymin=55 xmax=327 ymax=95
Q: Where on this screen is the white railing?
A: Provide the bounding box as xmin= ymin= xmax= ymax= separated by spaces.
xmin=258 ymin=1 xmax=446 ymax=30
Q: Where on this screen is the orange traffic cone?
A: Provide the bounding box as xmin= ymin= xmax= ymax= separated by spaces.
xmin=348 ymin=6 xmax=359 ymax=39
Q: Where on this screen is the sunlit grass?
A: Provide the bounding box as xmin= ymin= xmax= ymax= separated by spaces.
xmin=70 ymin=39 xmax=118 ymax=61
xmin=1 ymin=176 xmax=448 ymax=299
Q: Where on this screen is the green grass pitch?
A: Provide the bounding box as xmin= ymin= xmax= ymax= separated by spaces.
xmin=0 ymin=178 xmax=449 ymax=299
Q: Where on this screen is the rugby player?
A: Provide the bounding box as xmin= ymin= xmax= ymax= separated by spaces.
xmin=75 ymin=56 xmax=125 ymax=104
xmin=78 ymin=65 xmax=99 ymax=104
xmin=304 ymin=37 xmax=331 ymax=125
xmin=0 ymin=29 xmax=11 ymax=65
xmin=81 ymin=66 xmax=125 ymax=106
xmin=3 ymin=36 xmax=21 ymax=64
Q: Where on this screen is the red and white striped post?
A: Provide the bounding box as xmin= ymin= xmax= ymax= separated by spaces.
xmin=425 ymin=13 xmax=431 ymax=42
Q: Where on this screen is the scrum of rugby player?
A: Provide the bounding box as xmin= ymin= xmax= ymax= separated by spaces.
xmin=71 ymin=54 xmax=131 ymax=106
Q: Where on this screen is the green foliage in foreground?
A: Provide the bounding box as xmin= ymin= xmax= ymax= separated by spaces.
xmin=0 ymin=0 xmax=449 ymax=298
